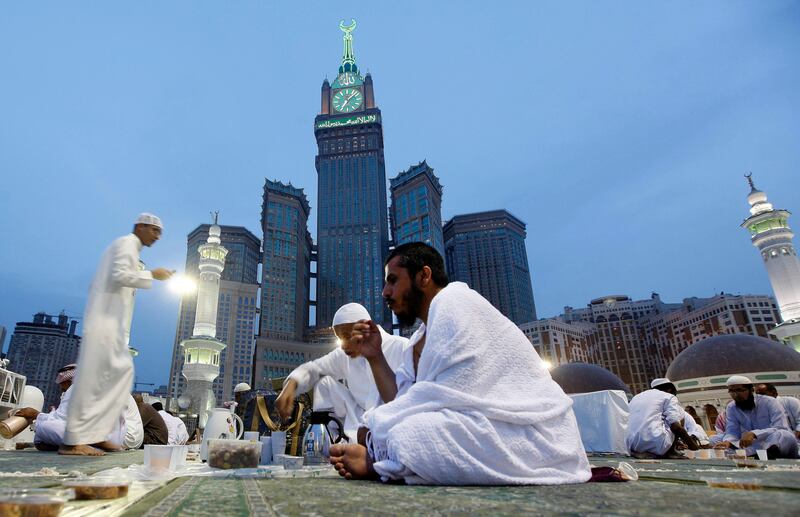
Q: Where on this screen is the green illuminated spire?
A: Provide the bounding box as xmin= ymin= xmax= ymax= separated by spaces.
xmin=338 ymin=19 xmax=358 ymax=74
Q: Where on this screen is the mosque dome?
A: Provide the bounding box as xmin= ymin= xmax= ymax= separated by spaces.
xmin=666 ymin=334 xmax=800 ymax=381
xmin=550 ymin=362 xmax=631 ymax=395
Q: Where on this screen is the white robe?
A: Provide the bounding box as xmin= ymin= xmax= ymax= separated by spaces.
xmin=159 ymin=410 xmax=189 ymax=445
xmin=625 ymin=389 xmax=683 ymax=456
xmin=286 ymin=328 xmax=407 ymax=438
xmin=123 ymin=395 xmax=144 ymax=449
xmin=35 ymin=386 xmax=124 ymax=447
xmin=363 ymin=282 xmax=591 ymax=485
xmin=64 ymin=233 xmax=152 ymax=445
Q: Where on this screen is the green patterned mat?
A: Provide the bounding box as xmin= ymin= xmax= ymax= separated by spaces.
xmin=0 ymin=449 xmax=144 ymax=475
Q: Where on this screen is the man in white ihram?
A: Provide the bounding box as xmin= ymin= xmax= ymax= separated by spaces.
xmin=275 ymin=303 xmax=407 ymax=441
xmin=60 ymin=213 xmax=173 ymax=456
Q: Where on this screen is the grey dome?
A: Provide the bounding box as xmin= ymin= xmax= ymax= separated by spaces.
xmin=666 ymin=334 xmax=800 ymax=381
xmin=550 ymin=362 xmax=631 ymax=395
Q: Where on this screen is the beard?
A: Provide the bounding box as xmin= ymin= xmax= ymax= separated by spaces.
xmin=734 ymin=394 xmax=756 ymax=410
xmin=392 ymin=284 xmax=424 ymax=327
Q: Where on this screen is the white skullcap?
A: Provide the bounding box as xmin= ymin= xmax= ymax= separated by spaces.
xmin=726 ymin=375 xmax=753 ymax=386
xmin=234 ymin=383 xmax=251 ymax=393
xmin=332 ymin=303 xmax=370 ymax=326
xmin=136 ymin=212 xmax=163 ymax=229
xmin=651 ymin=378 xmax=673 ymax=388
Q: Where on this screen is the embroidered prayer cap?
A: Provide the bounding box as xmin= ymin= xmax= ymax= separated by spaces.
xmin=234 ymin=383 xmax=251 ymax=393
xmin=650 ymin=377 xmax=673 ymax=389
xmin=726 ymin=375 xmax=753 ymax=386
xmin=332 ymin=302 xmax=370 ymax=326
xmin=135 ymin=212 xmax=163 ymax=229
xmin=55 ymin=364 xmax=76 ymax=384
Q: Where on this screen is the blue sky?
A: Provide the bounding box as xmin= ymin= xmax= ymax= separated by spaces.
xmin=1 ymin=1 xmax=798 ymax=386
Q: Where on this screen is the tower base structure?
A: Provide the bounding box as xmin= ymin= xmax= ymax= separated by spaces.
xmin=770 ymin=320 xmax=800 ymax=353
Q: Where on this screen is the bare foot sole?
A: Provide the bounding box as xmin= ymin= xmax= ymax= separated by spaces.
xmin=59 ymin=444 xmax=105 ymax=456
xmin=92 ymin=441 xmax=122 ymax=452
xmin=329 ymin=443 xmax=380 ymax=481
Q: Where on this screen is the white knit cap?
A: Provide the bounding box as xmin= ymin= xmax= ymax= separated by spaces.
xmin=234 ymin=383 xmax=251 ymax=393
xmin=726 ymin=375 xmax=753 ymax=386
xmin=651 ymin=378 xmax=673 ymax=388
xmin=135 ymin=212 xmax=163 ymax=229
xmin=332 ymin=303 xmax=370 ymax=326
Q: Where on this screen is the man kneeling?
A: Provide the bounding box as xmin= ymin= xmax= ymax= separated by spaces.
xmin=275 ymin=303 xmax=407 ymax=440
xmin=330 ymin=242 xmax=591 ymax=485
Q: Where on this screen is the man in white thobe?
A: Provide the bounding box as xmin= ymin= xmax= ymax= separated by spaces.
xmin=756 ymin=383 xmax=800 ymax=444
xmin=626 ymin=378 xmax=699 ymax=459
xmin=60 ymin=213 xmax=173 ymax=456
xmin=123 ymin=395 xmax=144 ymax=450
xmin=158 ymin=409 xmax=190 ymax=445
xmin=275 ymin=303 xmax=407 ymax=441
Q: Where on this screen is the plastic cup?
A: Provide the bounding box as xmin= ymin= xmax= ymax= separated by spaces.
xmin=713 ymin=449 xmax=726 ymax=459
xmin=260 ymin=436 xmax=272 ymax=465
xmin=271 ymin=431 xmax=287 ymax=457
xmin=243 ymin=431 xmax=260 ymax=442
xmin=684 ymin=450 xmax=695 ymax=459
xmin=698 ymin=449 xmax=711 ymax=459
xmin=735 ymin=449 xmax=747 ymax=458
xmin=756 ymin=449 xmax=769 ymax=461
xmin=145 ymin=445 xmax=174 ymax=471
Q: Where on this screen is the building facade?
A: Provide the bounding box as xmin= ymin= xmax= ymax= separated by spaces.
xmin=740 ymin=174 xmax=800 ymax=351
xmin=521 ymin=292 xmax=781 ymax=394
xmin=443 ymin=210 xmax=537 ymax=324
xmin=167 ymin=224 xmax=260 ymax=407
xmin=6 ymin=312 xmax=80 ymax=408
xmin=389 ymin=160 xmax=445 ymax=255
xmin=260 ymin=179 xmax=312 ymax=341
xmin=314 ymin=21 xmax=392 ymax=330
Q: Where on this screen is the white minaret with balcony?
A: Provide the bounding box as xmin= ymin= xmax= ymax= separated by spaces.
xmin=180 ymin=212 xmax=229 ymax=428
xmin=741 ymin=174 xmax=800 ymax=351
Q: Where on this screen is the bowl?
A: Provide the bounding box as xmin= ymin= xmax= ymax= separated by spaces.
xmin=0 ymin=488 xmax=73 ymax=517
xmin=208 ymin=439 xmax=261 ymax=469
xmin=704 ymin=477 xmax=762 ymax=490
xmin=62 ymin=478 xmax=130 ymax=500
xmin=283 ymin=455 xmax=304 ymax=470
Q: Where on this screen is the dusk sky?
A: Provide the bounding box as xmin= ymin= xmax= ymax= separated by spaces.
xmin=1 ymin=1 xmax=798 ymax=387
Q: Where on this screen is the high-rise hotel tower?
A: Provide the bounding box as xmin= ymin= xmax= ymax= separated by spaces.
xmin=314 ymin=20 xmax=392 ymax=329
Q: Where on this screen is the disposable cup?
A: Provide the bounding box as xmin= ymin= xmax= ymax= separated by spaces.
xmin=145 ymin=445 xmax=175 ymax=471
xmin=713 ymin=449 xmax=726 ymax=459
xmin=684 ymin=450 xmax=695 ymax=459
xmin=271 ymin=431 xmax=287 ymax=457
xmin=244 ymin=431 xmax=260 ymax=442
xmin=756 ymin=449 xmax=769 ymax=461
xmin=735 ymin=449 xmax=747 ymax=458
xmin=260 ymin=436 xmax=272 ymax=465
xmin=697 ymin=449 xmax=711 ymax=459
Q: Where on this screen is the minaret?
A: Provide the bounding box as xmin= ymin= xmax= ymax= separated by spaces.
xmin=180 ymin=212 xmax=229 ymax=427
xmin=741 ymin=174 xmax=800 ymax=351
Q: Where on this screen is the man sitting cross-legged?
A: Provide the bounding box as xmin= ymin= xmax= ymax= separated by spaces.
xmin=715 ymin=376 xmax=797 ymax=459
xmin=329 ymin=242 xmax=591 ymax=485
xmin=626 ymin=378 xmax=699 ymax=459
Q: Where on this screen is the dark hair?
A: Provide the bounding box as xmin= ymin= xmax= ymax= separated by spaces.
xmin=758 ymin=383 xmax=777 ymax=394
xmin=386 ymin=242 xmax=449 ymax=287
xmin=151 ymin=402 xmax=164 ymax=411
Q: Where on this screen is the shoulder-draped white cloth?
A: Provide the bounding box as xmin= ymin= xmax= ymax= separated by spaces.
xmin=64 ymin=233 xmax=152 ymax=445
xmin=363 ymin=282 xmax=591 ymax=485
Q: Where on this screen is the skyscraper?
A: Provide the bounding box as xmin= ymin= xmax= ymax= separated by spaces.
xmin=260 ymin=179 xmax=312 ymax=340
xmin=741 ymin=174 xmax=800 ymax=351
xmin=6 ymin=312 xmax=80 ymax=408
xmin=443 ymin=210 xmax=537 ymax=324
xmin=314 ymin=20 xmax=391 ymax=329
xmin=389 ymin=160 xmax=445 ymax=255
xmin=167 ymin=224 xmax=260 ymax=407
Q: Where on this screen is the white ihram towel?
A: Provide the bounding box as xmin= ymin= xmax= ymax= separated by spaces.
xmin=363 ymin=282 xmax=591 ymax=485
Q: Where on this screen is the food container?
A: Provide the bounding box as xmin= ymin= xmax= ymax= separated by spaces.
xmin=0 ymin=488 xmax=73 ymax=517
xmin=283 ymin=455 xmax=303 ymax=470
xmin=704 ymin=477 xmax=762 ymax=490
xmin=62 ymin=478 xmax=130 ymax=500
xmin=207 ymin=439 xmax=260 ymax=469
xmin=144 ymin=444 xmax=188 ymax=472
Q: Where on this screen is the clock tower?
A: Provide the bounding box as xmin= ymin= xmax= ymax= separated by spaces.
xmin=314 ymin=20 xmax=392 ymax=329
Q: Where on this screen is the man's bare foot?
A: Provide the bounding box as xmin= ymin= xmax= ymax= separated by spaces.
xmin=59 ymin=444 xmax=105 ymax=456
xmin=92 ymin=441 xmax=122 ymax=452
xmin=34 ymin=442 xmax=58 ymax=452
xmin=631 ymin=451 xmax=657 ymax=459
xmin=329 ymin=443 xmax=379 ymax=480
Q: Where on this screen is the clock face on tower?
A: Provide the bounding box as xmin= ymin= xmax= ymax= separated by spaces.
xmin=332 ymin=88 xmax=363 ymax=113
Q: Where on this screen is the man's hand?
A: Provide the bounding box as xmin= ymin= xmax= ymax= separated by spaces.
xmin=795 ymin=430 xmax=800 ymax=440
xmin=740 ymin=431 xmax=757 ymax=448
xmin=349 ymin=320 xmax=383 ymax=361
xmin=275 ymin=379 xmax=297 ymax=420
xmin=152 ymin=268 xmax=175 ymax=281
xmin=14 ymin=407 xmax=40 ymax=420
xmin=686 ymin=436 xmax=700 ymax=451
xmin=714 ymin=441 xmax=732 ymax=450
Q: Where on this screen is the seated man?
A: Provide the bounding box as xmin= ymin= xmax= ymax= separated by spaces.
xmin=715 ymin=376 xmax=798 ymax=459
xmin=276 ymin=303 xmax=407 ymax=440
xmin=152 ymin=403 xmax=190 ymax=445
xmin=708 ymin=408 xmax=727 ymax=446
xmin=755 ymin=383 xmax=800 ymax=442
xmin=14 ymin=364 xmax=126 ymax=451
xmin=626 ymin=378 xmax=699 ymax=459
xmin=330 ymin=243 xmax=591 ymax=485
xmin=132 ymin=394 xmax=168 ymax=447
xmin=122 ymin=394 xmax=144 ymax=449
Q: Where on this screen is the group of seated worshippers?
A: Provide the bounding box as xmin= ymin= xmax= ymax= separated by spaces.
xmin=14 ymin=364 xmax=180 ymax=451
xmin=276 ymin=242 xmax=591 ymax=485
xmin=627 ymin=374 xmax=799 ymax=459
